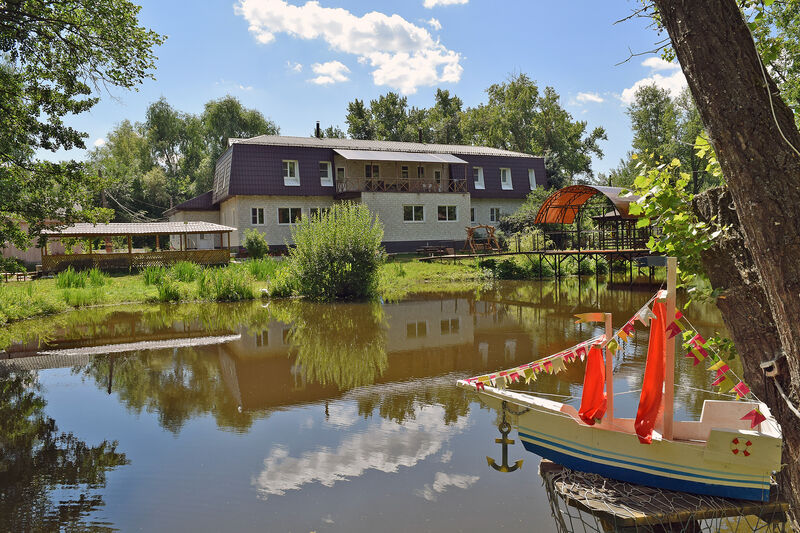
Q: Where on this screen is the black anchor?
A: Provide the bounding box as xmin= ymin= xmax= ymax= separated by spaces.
xmin=486 ymin=401 xmax=523 ymax=472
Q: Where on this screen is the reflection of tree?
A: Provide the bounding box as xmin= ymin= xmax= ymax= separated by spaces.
xmin=77 ymin=349 xmax=254 ymax=434
xmin=356 ymin=386 xmax=470 ymax=425
xmin=271 ymin=301 xmax=389 ymax=390
xmin=0 ymin=367 xmax=127 ymax=531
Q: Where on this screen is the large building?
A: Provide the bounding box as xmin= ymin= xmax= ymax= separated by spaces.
xmin=165 ymin=135 xmax=546 ymax=253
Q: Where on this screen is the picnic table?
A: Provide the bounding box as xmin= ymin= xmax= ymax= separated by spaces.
xmin=416 ymin=245 xmax=449 ymax=256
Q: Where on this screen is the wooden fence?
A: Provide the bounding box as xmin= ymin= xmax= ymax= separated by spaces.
xmin=42 ymin=249 xmax=230 ymax=273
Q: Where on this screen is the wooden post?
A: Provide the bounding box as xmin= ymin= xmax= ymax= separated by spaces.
xmin=663 ymin=256 xmax=677 ymax=440
xmin=127 ymin=235 xmax=132 ymax=254
xmin=604 ymin=312 xmax=614 ymax=426
xmin=156 ymin=234 xmax=160 ymax=251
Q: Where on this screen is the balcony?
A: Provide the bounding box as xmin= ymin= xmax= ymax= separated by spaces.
xmin=336 ymin=177 xmax=468 ymax=194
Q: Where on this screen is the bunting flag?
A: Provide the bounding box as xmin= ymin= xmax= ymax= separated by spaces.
xmin=733 ymin=382 xmax=751 ymax=399
xmin=606 ymin=339 xmax=619 ymax=356
xmin=665 ymin=320 xmax=685 ymax=339
xmin=574 ymin=312 xmax=605 ymax=324
xmin=551 ymin=357 xmax=567 ymax=374
xmin=741 ymin=408 xmax=767 ymax=429
xmin=575 ymin=345 xmax=588 ymax=360
xmin=636 ymin=305 xmax=657 ymax=326
xmin=622 ymin=322 xmax=636 ymax=336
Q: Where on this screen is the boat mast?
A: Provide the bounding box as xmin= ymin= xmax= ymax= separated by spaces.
xmin=663 ymin=256 xmax=677 ymax=440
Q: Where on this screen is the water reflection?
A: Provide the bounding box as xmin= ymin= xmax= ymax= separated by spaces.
xmin=0 ymin=279 xmax=731 ymax=531
xmin=0 ymin=367 xmax=128 ymax=531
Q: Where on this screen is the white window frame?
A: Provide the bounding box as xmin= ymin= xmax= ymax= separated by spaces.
xmin=283 ymin=160 xmax=300 ymax=186
xmin=473 ymin=167 xmax=485 ymax=189
xmin=500 ymin=167 xmax=512 ymax=190
xmin=403 ymin=205 xmax=424 ymax=223
xmin=406 ymin=320 xmax=428 ymax=338
xmin=437 ymin=205 xmax=457 ymax=222
xmin=277 ymin=207 xmax=302 ymax=225
xmin=251 ymin=207 xmax=265 ymax=225
xmin=470 ymin=207 xmax=476 ymax=223
xmin=528 ymin=168 xmax=537 ymax=190
xmin=490 ymin=207 xmax=502 ymax=222
xmin=319 ymin=161 xmax=333 ymax=186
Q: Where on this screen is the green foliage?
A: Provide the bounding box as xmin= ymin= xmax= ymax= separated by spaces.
xmin=141 ymin=265 xmax=167 ymax=286
xmin=61 ymin=287 xmax=103 ymax=307
xmin=0 ymin=283 xmax=65 ymax=325
xmin=87 ymin=267 xmax=108 ymax=287
xmin=267 ymin=266 xmax=297 ymax=298
xmin=1 ymin=0 xmax=163 ymax=248
xmin=288 ymin=202 xmax=385 ymax=301
xmin=197 ymin=267 xmax=255 ymax=301
xmin=0 ymin=256 xmax=26 ymax=273
xmin=243 ymin=228 xmax=269 ymax=259
xmin=247 ymin=257 xmax=280 ymax=281
xmin=499 ymin=187 xmax=556 ymax=235
xmin=170 ymin=261 xmax=201 ymax=282
xmin=156 ymin=279 xmax=182 ymax=302
xmin=55 ymin=267 xmax=87 ymax=289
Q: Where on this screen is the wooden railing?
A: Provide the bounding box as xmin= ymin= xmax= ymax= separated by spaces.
xmin=42 ymin=249 xmax=230 ymax=273
xmin=336 ymin=177 xmax=468 ymax=194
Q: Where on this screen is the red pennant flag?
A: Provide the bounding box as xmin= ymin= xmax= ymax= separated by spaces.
xmin=665 ymin=321 xmax=684 ymax=339
xmin=575 ymin=345 xmax=587 ymax=360
xmin=475 ymin=381 xmax=485 ymax=391
xmin=711 ymin=366 xmax=730 ymax=386
xmin=543 ymin=360 xmax=553 ymax=373
xmin=741 ymin=408 xmax=767 ymax=429
xmin=733 ymin=382 xmax=751 ymax=399
xmin=685 ymin=349 xmax=702 ymax=366
xmin=688 ymin=334 xmax=707 ymax=349
xmin=622 ymin=322 xmax=636 ymax=336
xmin=675 ymin=310 xmax=683 ymax=320
xmin=531 ymin=363 xmax=541 ymax=373
xmin=509 ymin=372 xmax=520 ymax=383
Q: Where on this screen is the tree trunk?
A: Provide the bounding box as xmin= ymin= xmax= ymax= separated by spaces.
xmin=654 ymin=0 xmax=800 ymax=513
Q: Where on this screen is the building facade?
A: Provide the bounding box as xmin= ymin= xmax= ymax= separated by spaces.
xmin=166 ymin=135 xmax=546 ymax=253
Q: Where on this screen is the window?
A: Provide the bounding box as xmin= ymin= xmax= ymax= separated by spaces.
xmin=406 ymin=321 xmax=427 ymax=338
xmin=441 ymin=318 xmax=460 ymax=335
xmin=473 ymin=167 xmax=485 ymax=189
xmin=283 ymin=160 xmax=299 ymax=186
xmin=417 ymin=166 xmax=425 ymax=179
xmin=336 ymin=167 xmax=345 ymax=180
xmin=365 ymin=164 xmax=379 ymax=178
xmin=490 ymin=207 xmax=502 ymax=222
xmin=401 ymin=166 xmax=409 ymax=179
xmin=528 ymin=168 xmax=537 ymax=190
xmin=319 ymin=162 xmax=333 ymax=186
xmin=434 ymin=169 xmax=442 ymax=184
xmin=403 ymin=205 xmax=424 ymax=222
xmin=251 ymin=207 xmax=264 ymax=225
xmin=310 ymin=207 xmax=330 ymax=218
xmin=470 ymin=207 xmax=476 ymax=223
xmin=278 ymin=207 xmax=302 ymax=224
xmin=255 ymin=331 xmax=267 ymax=347
xmin=437 ymin=205 xmax=457 ymax=221
xmin=500 ymin=167 xmax=512 ymax=190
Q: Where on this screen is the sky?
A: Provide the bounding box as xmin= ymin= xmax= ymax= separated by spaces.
xmin=55 ymin=0 xmax=688 ymax=177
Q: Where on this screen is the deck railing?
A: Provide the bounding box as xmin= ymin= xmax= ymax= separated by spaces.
xmin=42 ymin=249 xmax=230 ymax=273
xmin=336 ymin=177 xmax=468 ymax=194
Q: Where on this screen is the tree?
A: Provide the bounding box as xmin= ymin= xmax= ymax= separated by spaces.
xmin=370 ymin=92 xmax=411 ymax=142
xmin=627 ymin=84 xmax=679 ymax=160
xmin=652 ymin=0 xmax=800 ymax=515
xmin=345 ymin=99 xmax=375 ymax=140
xmin=461 ymin=74 xmax=606 ymax=188
xmin=0 ymin=0 xmax=163 ymax=248
xmin=429 ymin=89 xmax=464 ymax=144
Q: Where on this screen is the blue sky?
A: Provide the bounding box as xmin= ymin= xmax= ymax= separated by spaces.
xmin=58 ymin=0 xmax=688 ymax=177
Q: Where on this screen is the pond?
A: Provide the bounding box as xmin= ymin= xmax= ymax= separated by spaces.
xmin=0 ymin=279 xmax=728 ymax=532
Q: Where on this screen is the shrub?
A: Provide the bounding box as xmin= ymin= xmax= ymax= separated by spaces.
xmin=197 ymin=267 xmax=255 ymax=301
xmin=574 ymin=258 xmax=595 ymax=276
xmin=87 ymin=267 xmax=108 ymax=286
xmin=247 ymin=257 xmax=280 ymax=281
xmin=527 ymin=257 xmax=554 ymax=278
xmin=55 ymin=267 xmax=87 ymax=288
xmin=141 ymin=265 xmax=167 ymax=285
xmin=62 ymin=287 xmax=102 ymax=307
xmin=288 ymin=202 xmax=384 ymax=300
xmin=243 ymin=228 xmax=269 ymax=259
xmin=267 ymin=267 xmax=296 ymax=298
xmin=0 ymin=257 xmax=25 ymax=273
xmin=171 ymin=261 xmax=201 ymax=282
xmin=157 ymin=279 xmax=182 ymax=302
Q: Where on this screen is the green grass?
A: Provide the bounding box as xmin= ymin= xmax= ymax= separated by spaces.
xmin=246 ymin=257 xmax=280 ymax=281
xmin=170 ymin=261 xmax=201 ymax=282
xmin=377 ymin=259 xmax=489 ymax=301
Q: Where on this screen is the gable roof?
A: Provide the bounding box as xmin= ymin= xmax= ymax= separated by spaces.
xmin=164 ymin=191 xmax=217 ymax=216
xmin=230 ymin=135 xmax=538 ymax=159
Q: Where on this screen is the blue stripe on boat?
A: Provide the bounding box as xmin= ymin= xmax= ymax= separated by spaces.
xmin=519 ymin=433 xmax=770 ymax=502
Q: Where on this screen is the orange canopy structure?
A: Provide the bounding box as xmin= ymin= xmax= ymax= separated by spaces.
xmin=534 ymin=185 xmax=641 ymax=225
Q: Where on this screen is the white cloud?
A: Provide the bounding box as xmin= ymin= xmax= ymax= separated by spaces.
xmin=235 ymin=0 xmax=463 ymax=94
xmin=620 ymin=58 xmax=687 ymax=105
xmin=309 ymin=60 xmax=351 ymax=85
xmin=215 ymin=78 xmax=254 ymax=91
xmin=414 ymin=472 xmax=480 ymax=502
xmin=426 ymin=17 xmax=442 ymax=31
xmin=423 ymin=0 xmax=468 ymax=7
xmin=287 ymin=60 xmax=303 ymax=72
xmin=576 ymin=92 xmax=604 ymax=104
xmin=93 ymin=138 xmax=106 ymax=148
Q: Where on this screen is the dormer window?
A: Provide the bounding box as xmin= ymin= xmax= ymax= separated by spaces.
xmin=473 ymin=167 xmax=484 ymax=189
xmin=500 ymin=168 xmax=512 ymax=190
xmin=283 ymin=160 xmax=299 ymax=186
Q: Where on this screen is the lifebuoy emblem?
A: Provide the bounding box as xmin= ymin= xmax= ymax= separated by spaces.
xmin=730 ymin=437 xmax=752 ymax=457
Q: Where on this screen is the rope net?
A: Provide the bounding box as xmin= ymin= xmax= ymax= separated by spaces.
xmin=539 ymin=461 xmax=790 ymax=533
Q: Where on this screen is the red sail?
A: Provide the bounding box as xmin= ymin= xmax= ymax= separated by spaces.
xmin=634 ymin=300 xmax=667 ymax=444
xmin=578 ymin=345 xmax=607 ymax=425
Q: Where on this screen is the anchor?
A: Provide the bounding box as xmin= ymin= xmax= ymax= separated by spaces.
xmin=486 ymin=401 xmax=524 ymax=472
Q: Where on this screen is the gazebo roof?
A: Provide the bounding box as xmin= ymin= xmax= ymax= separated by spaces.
xmin=534 ymin=185 xmax=641 ymax=225
xmin=42 ymin=221 xmax=236 ymax=237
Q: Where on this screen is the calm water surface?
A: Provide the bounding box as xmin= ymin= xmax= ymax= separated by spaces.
xmin=0 ymin=279 xmax=729 ymax=532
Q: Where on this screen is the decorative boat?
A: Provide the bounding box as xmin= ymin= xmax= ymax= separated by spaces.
xmin=458 ymin=257 xmax=782 ymax=502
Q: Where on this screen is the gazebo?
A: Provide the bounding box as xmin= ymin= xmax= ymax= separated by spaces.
xmin=40 ymin=221 xmax=235 ymax=272
xmin=534 ymin=185 xmax=652 ymax=251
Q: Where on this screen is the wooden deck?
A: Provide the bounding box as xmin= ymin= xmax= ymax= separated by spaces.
xmin=418 ymin=248 xmax=654 ymax=262
xmin=41 ymin=249 xmax=230 ymax=273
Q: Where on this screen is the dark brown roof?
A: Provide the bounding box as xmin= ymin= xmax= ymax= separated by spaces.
xmin=534 ymin=185 xmax=641 ymax=224
xmin=164 ymin=191 xmax=217 ymax=217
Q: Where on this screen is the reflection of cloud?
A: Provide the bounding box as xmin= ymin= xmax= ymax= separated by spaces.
xmin=252 ymin=405 xmax=469 ymax=498
xmin=414 ymin=472 xmax=479 ymax=501
xmin=325 ymin=403 xmax=359 ymax=428
xmin=440 ymin=450 xmax=452 ymax=463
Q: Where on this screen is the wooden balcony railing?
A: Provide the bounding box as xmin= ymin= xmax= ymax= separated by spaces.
xmin=42 ymin=249 xmax=231 ymax=273
xmin=336 ymin=177 xmax=468 ymax=194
